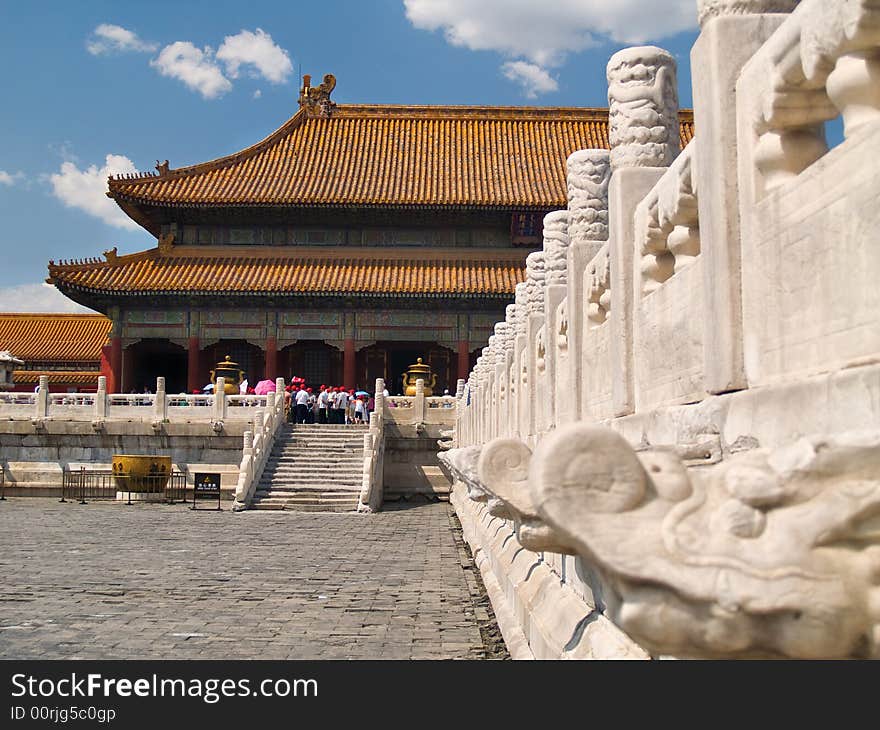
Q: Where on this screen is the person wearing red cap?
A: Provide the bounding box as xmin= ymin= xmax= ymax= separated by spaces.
xmin=332 ymin=387 xmax=349 ymax=424
xmin=317 ymin=385 xmax=329 ymax=424
xmin=294 ymin=384 xmax=309 ymax=423
xmin=305 ymin=387 xmax=315 ymax=424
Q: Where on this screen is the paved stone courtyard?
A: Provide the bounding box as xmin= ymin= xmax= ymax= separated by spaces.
xmin=0 ymin=499 xmax=506 ymax=660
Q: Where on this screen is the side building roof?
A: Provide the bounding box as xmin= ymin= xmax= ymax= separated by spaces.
xmin=0 ymin=313 xmax=110 ymax=362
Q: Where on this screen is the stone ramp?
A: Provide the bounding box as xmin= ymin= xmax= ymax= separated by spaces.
xmin=250 ymin=423 xmax=367 ymax=512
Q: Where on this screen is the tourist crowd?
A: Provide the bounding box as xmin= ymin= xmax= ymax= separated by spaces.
xmin=283 ymin=384 xmax=386 ymax=425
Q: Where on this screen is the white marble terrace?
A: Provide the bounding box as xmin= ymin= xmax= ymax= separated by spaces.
xmin=445 ymin=0 xmax=880 ymax=659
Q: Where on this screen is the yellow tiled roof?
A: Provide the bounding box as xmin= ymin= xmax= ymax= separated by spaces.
xmin=108 ymin=105 xmax=695 ymax=210
xmin=13 ymin=370 xmax=101 ymax=386
xmin=0 ymin=313 xmax=110 ymax=362
xmin=48 ymin=246 xmax=526 ymax=297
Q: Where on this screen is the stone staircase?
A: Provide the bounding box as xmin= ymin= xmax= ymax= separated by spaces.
xmin=250 ymin=423 xmax=368 ymax=512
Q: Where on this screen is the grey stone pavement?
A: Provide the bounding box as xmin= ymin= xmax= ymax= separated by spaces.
xmin=0 ymin=499 xmax=506 ymax=660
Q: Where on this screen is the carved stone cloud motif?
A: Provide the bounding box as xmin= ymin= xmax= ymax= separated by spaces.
xmin=567 ymin=150 xmax=611 ymax=243
xmin=607 ymin=46 xmax=679 ymax=169
xmin=542 ymin=211 xmax=571 ymax=287
xmin=528 ymin=424 xmax=880 ymax=659
xmin=525 ymin=252 xmax=547 ymax=315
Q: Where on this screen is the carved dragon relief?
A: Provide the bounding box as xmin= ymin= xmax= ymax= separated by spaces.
xmin=438 ymin=446 xmax=510 ymax=519
xmin=513 ymin=424 xmax=880 ymax=659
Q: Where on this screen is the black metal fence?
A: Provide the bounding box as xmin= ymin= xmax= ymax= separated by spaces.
xmin=61 ymin=468 xmax=189 ymax=505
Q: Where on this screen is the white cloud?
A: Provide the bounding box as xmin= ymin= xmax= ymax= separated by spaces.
xmin=87 ymin=23 xmax=157 ymax=55
xmin=216 ymin=28 xmax=293 ymax=84
xmin=150 ymin=42 xmax=232 ymax=99
xmin=502 ymin=61 xmax=558 ymax=98
xmin=253 ymin=89 xmax=262 ymax=99
xmin=403 ymin=0 xmax=696 ymax=63
xmin=0 ymin=171 xmax=20 ymax=186
xmin=49 ymin=153 xmax=140 ymax=230
xmin=0 ymin=283 xmax=95 ymax=314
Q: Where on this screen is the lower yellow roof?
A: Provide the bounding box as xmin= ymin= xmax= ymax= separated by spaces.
xmin=49 ymin=246 xmax=527 ymax=298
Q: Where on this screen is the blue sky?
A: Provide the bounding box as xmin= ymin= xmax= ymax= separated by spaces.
xmin=0 ymin=0 xmax=701 ymax=312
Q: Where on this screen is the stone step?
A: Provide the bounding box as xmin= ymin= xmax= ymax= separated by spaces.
xmin=266 ymin=457 xmax=364 ymax=475
xmin=284 ymin=423 xmax=369 ymax=433
xmin=256 ymin=484 xmax=361 ymax=494
xmin=272 ymin=446 xmax=362 ymax=452
xmin=257 ymin=483 xmax=362 ymax=492
xmin=253 ymin=492 xmax=360 ymax=501
xmin=254 ymin=494 xmax=360 ymax=504
xmin=251 ymin=502 xmax=357 ymax=512
xmin=275 ymin=439 xmax=364 ymax=451
xmin=263 ymin=464 xmax=363 ymax=473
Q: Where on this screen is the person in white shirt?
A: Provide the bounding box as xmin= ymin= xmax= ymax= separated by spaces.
xmin=317 ymin=385 xmax=330 ymax=424
xmin=333 ymin=388 xmax=349 ymax=424
xmin=294 ymin=386 xmax=310 ymax=423
xmin=354 ymin=396 xmax=365 ymax=424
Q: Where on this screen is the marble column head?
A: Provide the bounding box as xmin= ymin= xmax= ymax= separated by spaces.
xmin=525 ymin=251 xmax=547 ymax=315
xmin=607 ymin=46 xmax=679 ymax=170
xmin=697 ymin=0 xmax=800 ymax=28
xmin=542 ymin=210 xmax=571 ymax=287
xmin=514 ymin=282 xmax=529 ymax=333
xmin=567 ymin=150 xmax=611 ymax=243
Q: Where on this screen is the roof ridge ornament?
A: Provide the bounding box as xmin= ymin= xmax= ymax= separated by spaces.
xmin=158 ymin=232 xmax=174 ymax=255
xmin=155 ymin=159 xmax=170 ymax=176
xmin=298 ymin=73 xmax=337 ymax=117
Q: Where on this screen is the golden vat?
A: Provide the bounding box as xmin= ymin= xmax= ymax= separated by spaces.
xmin=402 ymin=357 xmax=437 ymax=396
xmin=111 ymin=455 xmax=172 ymax=492
xmin=209 ymin=355 xmax=244 ymax=395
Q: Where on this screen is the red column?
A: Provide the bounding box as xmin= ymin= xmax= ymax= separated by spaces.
xmin=265 ymin=336 xmax=278 ymax=381
xmin=187 ymin=337 xmax=201 ymax=393
xmin=109 ymin=337 xmax=122 ymax=394
xmin=457 ymin=340 xmax=470 ymax=381
xmin=343 ymin=338 xmax=356 ymax=389
xmin=122 ymin=345 xmax=134 ymax=394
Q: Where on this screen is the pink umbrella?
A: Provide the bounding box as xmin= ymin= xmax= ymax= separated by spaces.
xmin=253 ymin=379 xmax=276 ymax=395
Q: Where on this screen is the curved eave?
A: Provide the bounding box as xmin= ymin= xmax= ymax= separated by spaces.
xmin=53 ymin=281 xmax=517 ymax=300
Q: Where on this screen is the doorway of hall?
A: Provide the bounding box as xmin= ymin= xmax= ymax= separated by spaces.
xmin=360 ymin=342 xmax=453 ymax=396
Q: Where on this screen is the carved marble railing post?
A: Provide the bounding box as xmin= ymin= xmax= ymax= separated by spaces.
xmin=491 ymin=325 xmax=509 ymax=442
xmin=541 ymin=211 xmax=570 ymax=435
xmin=512 ymin=282 xmax=529 ymax=440
xmin=34 ymin=375 xmax=49 ymax=419
xmin=567 ymin=150 xmax=611 ymax=422
xmin=607 ymin=46 xmax=679 ymax=417
xmin=374 ymin=377 xmax=385 ymax=422
xmin=694 ymin=0 xmax=797 ymax=394
xmin=414 ymin=378 xmax=426 ymax=425
xmin=455 ymin=378 xmax=465 ymax=399
xmin=524 ymin=252 xmax=547 ymax=447
xmin=94 ymin=376 xmax=107 ymax=420
xmin=213 ymin=377 xmax=227 ymax=423
xmin=275 ymin=377 xmax=285 ymax=408
xmin=153 ymin=376 xmax=167 ymax=422
xmin=500 ymin=305 xmax=516 ymax=438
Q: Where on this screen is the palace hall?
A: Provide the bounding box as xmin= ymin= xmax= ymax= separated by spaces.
xmin=44 ymin=75 xmax=694 ymax=394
